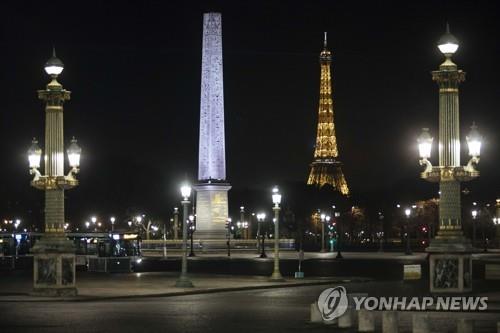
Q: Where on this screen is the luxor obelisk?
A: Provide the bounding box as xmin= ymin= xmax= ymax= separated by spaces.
xmin=194 ymin=12 xmax=231 ymax=240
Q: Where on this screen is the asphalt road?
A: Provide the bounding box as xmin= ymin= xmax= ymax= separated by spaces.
xmin=1 ymin=282 xmax=499 ymax=333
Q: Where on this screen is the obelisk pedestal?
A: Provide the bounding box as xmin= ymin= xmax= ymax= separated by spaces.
xmin=194 ymin=182 xmax=231 ymax=239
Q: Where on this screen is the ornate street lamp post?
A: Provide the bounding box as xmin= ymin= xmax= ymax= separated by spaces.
xmin=188 ymin=214 xmax=196 ymax=257
xmin=175 ymin=184 xmax=194 ymax=288
xmin=404 ymin=208 xmax=412 ymax=255
xmin=320 ymin=213 xmax=330 ymax=253
xmin=257 ymin=213 xmax=267 ymax=258
xmin=418 ymin=25 xmax=482 ymax=293
xmin=320 ymin=213 xmax=326 ymax=252
xmin=493 ymin=199 xmax=500 ymax=248
xmin=110 ymin=217 xmax=116 ymax=232
xmin=173 ymin=207 xmax=179 ymax=240
xmin=335 ymin=211 xmax=343 ymax=259
xmin=240 ymin=206 xmax=248 ymax=239
xmin=471 ymin=209 xmax=478 ymax=247
xmin=270 ymin=186 xmax=284 ymax=281
xmin=28 ymin=50 xmax=81 ymax=296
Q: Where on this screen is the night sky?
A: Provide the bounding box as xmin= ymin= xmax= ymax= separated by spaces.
xmin=1 ymin=1 xmax=499 ymax=226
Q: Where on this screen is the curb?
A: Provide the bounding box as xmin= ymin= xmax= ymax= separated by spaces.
xmin=0 ymin=277 xmax=370 ymax=303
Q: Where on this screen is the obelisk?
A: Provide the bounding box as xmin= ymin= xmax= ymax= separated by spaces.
xmin=194 ymin=12 xmax=231 ymax=240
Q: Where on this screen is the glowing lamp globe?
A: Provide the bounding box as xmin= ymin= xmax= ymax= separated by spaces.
xmin=44 ymin=51 xmax=64 ymax=76
xmin=417 ymin=128 xmax=433 ymax=159
xmin=67 ymin=137 xmax=82 ymax=168
xmin=180 ymin=184 xmax=192 ymax=200
xmin=272 ymin=186 xmax=282 ymax=205
xmin=28 ymin=138 xmax=42 ymax=169
xmin=466 ymin=123 xmax=482 ymax=157
xmin=437 ymin=24 xmax=459 ymax=56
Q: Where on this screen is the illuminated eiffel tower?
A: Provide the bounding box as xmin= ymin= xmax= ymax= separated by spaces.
xmin=307 ymin=33 xmax=349 ymax=196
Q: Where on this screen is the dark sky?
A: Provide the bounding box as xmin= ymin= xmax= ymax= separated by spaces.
xmin=1 ymin=1 xmax=499 ymax=225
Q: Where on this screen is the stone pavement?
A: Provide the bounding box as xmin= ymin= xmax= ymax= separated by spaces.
xmin=0 ymin=271 xmax=369 ymax=302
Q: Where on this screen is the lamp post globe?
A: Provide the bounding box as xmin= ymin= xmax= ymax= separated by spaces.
xmin=437 ymin=24 xmax=459 ymax=57
xmin=44 ymin=49 xmax=64 ymax=77
xmin=270 ymin=186 xmax=284 ymax=281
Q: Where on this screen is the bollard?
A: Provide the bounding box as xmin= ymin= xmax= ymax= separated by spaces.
xmin=412 ymin=314 xmax=430 ymax=333
xmin=457 ymin=318 xmax=473 ymax=333
xmin=358 ymin=309 xmax=375 ymax=332
xmin=348 ymin=293 xmax=368 ymax=325
xmin=338 ymin=306 xmax=354 ymax=328
xmin=382 ymin=311 xmax=399 ymax=333
xmin=310 ymin=303 xmax=322 ymax=323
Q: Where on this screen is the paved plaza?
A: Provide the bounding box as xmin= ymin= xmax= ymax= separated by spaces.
xmin=1 ymin=281 xmax=499 ymax=333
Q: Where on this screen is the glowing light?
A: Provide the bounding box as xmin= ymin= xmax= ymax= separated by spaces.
xmin=272 ymin=186 xmax=282 ymax=205
xmin=28 ymin=139 xmax=42 ymax=169
xmin=466 ymin=123 xmax=482 ymax=157
xmin=438 ymin=43 xmax=459 ymax=55
xmin=67 ymin=137 xmax=81 ymax=168
xmin=417 ymin=128 xmax=433 ymax=159
xmin=180 ymin=184 xmax=192 ymax=200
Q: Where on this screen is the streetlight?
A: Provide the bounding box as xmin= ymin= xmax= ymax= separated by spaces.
xmin=471 ymin=209 xmax=478 ymax=247
xmin=493 ymin=199 xmax=500 ymax=248
xmin=188 ymin=215 xmax=195 ymax=257
xmin=335 ymin=211 xmax=343 ymax=259
xmin=418 ymin=24 xmax=481 ymax=293
xmin=175 ymin=183 xmax=193 ymax=288
xmin=226 ymin=217 xmax=234 ymax=257
xmin=320 ymin=213 xmax=329 ymax=253
xmin=28 ymin=49 xmax=79 ymax=296
xmin=110 ymin=217 xmax=116 ymax=231
xmin=173 ymin=207 xmax=179 ymax=240
xmin=12 ymin=219 xmax=21 ymax=257
xmin=257 ymin=213 xmax=267 ymax=258
xmin=270 ymin=186 xmax=284 ymax=281
xmin=404 ymin=208 xmax=412 ymax=255
xmin=240 ymin=206 xmax=248 ymax=239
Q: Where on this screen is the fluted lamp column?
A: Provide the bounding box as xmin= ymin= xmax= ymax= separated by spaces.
xmin=29 ymin=50 xmax=81 ymax=296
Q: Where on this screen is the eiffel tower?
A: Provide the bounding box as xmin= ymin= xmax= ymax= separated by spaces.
xmin=307 ymin=33 xmax=349 ymax=196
